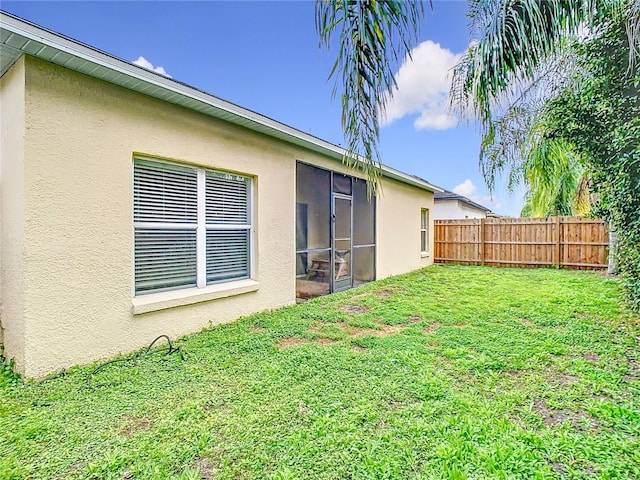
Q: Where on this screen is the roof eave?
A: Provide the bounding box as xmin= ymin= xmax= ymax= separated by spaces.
xmin=0 ymin=10 xmax=441 ymax=194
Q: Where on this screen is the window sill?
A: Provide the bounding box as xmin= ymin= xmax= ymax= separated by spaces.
xmin=132 ymin=279 xmax=259 ymax=315
xmin=420 ymin=252 xmax=430 ymax=258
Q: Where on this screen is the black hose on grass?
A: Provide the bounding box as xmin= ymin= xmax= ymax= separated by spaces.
xmin=86 ymin=335 xmax=185 ymax=388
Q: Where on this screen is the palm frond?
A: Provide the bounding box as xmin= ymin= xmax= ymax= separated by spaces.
xmin=451 ymin=0 xmax=597 ymax=126
xmin=475 ymin=49 xmax=580 ymax=193
xmin=316 ymin=0 xmax=426 ymax=191
xmin=521 ymin=138 xmax=586 ymax=217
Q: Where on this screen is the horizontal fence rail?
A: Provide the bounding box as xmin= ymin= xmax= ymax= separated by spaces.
xmin=434 ymin=217 xmax=609 ymax=270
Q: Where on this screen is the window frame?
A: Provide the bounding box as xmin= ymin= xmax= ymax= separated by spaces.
xmin=133 ymin=157 xmax=253 ymax=297
xmin=420 ymin=208 xmax=429 ymax=255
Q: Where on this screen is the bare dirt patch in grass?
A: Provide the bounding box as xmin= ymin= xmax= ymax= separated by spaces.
xmin=350 ymin=344 xmax=368 ymax=353
xmin=311 ymin=321 xmax=351 ymax=336
xmin=67 ymin=461 xmax=87 ymax=476
xmin=348 ymin=326 xmax=383 ymax=337
xmin=551 ymin=373 xmax=580 ymax=385
xmin=534 ymin=400 xmax=571 ymax=426
xmin=277 ymin=337 xmax=310 ymax=348
xmin=423 ymin=322 xmax=442 ymax=335
xmin=584 ymin=466 xmax=598 ymax=476
xmin=624 ymin=358 xmax=639 ymax=382
xmin=380 ymin=324 xmax=405 ymax=336
xmin=312 ymin=320 xmax=407 ymax=339
xmin=544 ymin=368 xmax=580 ymax=387
xmin=309 ymin=323 xmax=330 ymax=335
xmin=348 ymin=324 xmax=405 ymax=338
xmin=436 ymin=355 xmax=452 ymax=364
xmin=249 ymin=326 xmax=266 ymax=334
xmin=196 ymin=458 xmax=217 ymax=480
xmin=341 ymin=305 xmax=370 ymax=314
xmin=408 ymin=316 xmax=421 ymax=323
xmin=350 ymin=288 xmax=400 ymax=300
xmin=520 ymin=318 xmax=535 ymax=326
xmin=533 ymin=399 xmax=599 ymax=429
xmin=313 ymin=318 xmax=411 ymax=345
xmin=298 ymin=403 xmax=311 ymax=416
xmin=373 ymin=289 xmax=397 ymax=299
xmin=583 ymin=353 xmax=599 ymax=362
xmin=377 ymin=420 xmax=390 ymax=429
xmin=551 ymin=462 xmax=567 ymax=476
xmin=120 ymin=416 xmax=154 ymax=437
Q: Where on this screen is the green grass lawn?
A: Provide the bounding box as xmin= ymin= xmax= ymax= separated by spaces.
xmin=1 ymin=265 xmax=639 ymax=480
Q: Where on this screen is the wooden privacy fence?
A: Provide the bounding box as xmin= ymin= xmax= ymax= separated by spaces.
xmin=434 ymin=217 xmax=609 ymax=270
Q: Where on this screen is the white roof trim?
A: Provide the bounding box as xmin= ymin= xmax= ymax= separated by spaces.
xmin=0 ymin=10 xmax=442 ymax=193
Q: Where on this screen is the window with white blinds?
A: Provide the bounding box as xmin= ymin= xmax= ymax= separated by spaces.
xmin=134 ymin=159 xmax=251 ymax=295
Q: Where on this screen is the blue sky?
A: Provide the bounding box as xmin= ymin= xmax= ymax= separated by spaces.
xmin=3 ymin=1 xmax=524 ymax=216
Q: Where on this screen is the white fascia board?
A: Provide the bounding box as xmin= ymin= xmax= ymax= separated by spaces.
xmin=0 ymin=11 xmax=306 ymax=134
xmin=0 ymin=11 xmax=442 ymax=194
xmin=460 ymin=198 xmax=491 ymax=214
xmin=379 ymin=166 xmax=443 ymax=193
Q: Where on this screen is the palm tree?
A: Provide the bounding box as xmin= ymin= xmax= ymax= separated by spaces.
xmin=519 ymin=138 xmax=589 ymax=217
xmin=451 ymin=0 xmax=640 ymax=179
xmin=317 ymin=0 xmax=639 ymax=309
xmin=315 ymin=0 xmax=425 ymax=189
xmin=450 ymin=0 xmax=638 ymax=309
xmin=316 ymin=0 xmax=638 ymax=188
xmin=476 ymin=94 xmax=591 ymax=218
xmin=450 ymin=1 xmax=596 ymax=125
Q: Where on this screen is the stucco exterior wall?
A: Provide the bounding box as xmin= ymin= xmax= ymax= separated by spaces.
xmin=434 ymin=200 xmax=487 ymax=219
xmin=17 ymin=56 xmax=298 ymax=377
xmin=0 ymin=56 xmax=26 ymax=370
xmin=4 ymin=56 xmax=434 ymax=377
xmin=375 ymin=178 xmax=434 ymax=278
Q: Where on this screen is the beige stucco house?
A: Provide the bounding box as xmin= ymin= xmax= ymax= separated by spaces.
xmin=0 ymin=12 xmax=441 ymax=378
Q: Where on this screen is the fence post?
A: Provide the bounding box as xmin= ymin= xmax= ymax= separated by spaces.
xmin=555 ymin=217 xmax=561 ymax=269
xmin=480 ymin=218 xmax=486 ymax=266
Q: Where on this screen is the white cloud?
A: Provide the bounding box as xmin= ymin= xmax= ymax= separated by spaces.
xmin=453 ymin=179 xmax=502 ymax=209
xmin=132 ymin=56 xmax=171 ymax=77
xmin=382 ymin=40 xmax=462 ymax=130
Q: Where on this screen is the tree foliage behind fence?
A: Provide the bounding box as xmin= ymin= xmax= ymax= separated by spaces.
xmin=434 ymin=217 xmax=608 ymax=270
